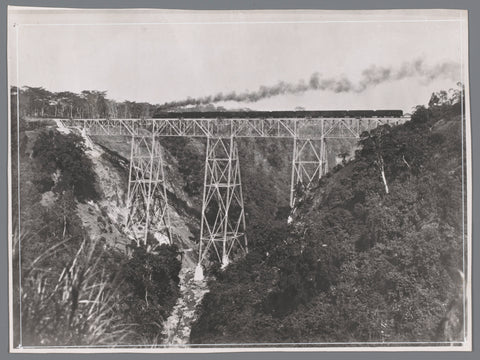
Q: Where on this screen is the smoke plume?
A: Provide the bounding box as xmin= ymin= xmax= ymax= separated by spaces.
xmin=158 ymin=59 xmax=460 ymax=110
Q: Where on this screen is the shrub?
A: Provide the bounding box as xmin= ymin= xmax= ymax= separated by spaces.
xmin=32 ymin=129 xmax=99 ymax=202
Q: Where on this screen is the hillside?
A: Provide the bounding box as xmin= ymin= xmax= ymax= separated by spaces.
xmin=190 ymin=94 xmax=466 ymax=344
xmin=10 ymin=115 xmax=183 ymax=346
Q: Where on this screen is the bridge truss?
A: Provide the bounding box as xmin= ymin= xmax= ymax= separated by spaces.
xmin=61 ymin=115 xmax=407 ymax=274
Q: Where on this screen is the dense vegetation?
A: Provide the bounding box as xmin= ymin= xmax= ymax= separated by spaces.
xmin=161 ymin=137 xmax=205 ymax=196
xmin=31 ymin=130 xmax=100 ymax=202
xmin=190 ymin=88 xmax=466 ymax=344
xmin=11 ymin=86 xmax=156 ymax=119
xmin=11 ymin=95 xmax=182 ymax=346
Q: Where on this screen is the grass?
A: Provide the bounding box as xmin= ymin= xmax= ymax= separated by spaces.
xmin=17 ymin=231 xmax=137 ymax=346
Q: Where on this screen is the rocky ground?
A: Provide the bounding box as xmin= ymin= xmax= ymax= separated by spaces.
xmin=161 ymin=266 xmax=209 ymax=345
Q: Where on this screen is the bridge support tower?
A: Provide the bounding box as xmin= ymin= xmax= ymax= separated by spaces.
xmin=126 ymin=126 xmax=171 ymax=247
xmin=196 ymin=136 xmax=247 ymax=279
xmin=290 ymin=137 xmax=328 ymax=207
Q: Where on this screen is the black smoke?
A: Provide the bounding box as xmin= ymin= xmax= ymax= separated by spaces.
xmin=157 ymin=59 xmax=460 ymax=110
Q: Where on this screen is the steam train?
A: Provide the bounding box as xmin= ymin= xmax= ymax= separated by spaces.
xmin=153 ymin=110 xmax=403 ymax=119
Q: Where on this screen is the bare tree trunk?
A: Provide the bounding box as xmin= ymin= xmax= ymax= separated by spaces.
xmin=378 ymin=155 xmax=389 ymax=194
xmin=377 ymin=154 xmax=388 ymax=194
xmin=381 ymin=167 xmax=389 ymax=194
xmin=63 ymin=214 xmax=67 ymax=239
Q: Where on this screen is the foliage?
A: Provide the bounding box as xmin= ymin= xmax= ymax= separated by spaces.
xmin=191 ymin=88 xmax=466 ymax=344
xmin=20 ymin=233 xmax=133 ymax=346
xmin=161 ymin=137 xmax=205 ymax=196
xmin=32 ymin=129 xmax=99 ymax=202
xmin=238 ymin=138 xmax=291 ymax=224
xmin=122 ymin=241 xmax=181 ymax=343
xmin=13 ymin=86 xmax=157 ymax=119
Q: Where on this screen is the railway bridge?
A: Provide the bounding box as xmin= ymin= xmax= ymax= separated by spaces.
xmin=60 ymin=110 xmax=408 ymax=277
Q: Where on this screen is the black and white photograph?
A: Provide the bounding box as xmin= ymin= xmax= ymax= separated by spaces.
xmin=7 ymin=7 xmax=471 ymax=352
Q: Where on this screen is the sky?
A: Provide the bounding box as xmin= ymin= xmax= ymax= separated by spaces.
xmin=8 ymin=8 xmax=468 ymax=113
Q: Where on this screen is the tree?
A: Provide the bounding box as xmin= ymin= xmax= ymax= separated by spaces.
xmin=23 ymin=86 xmax=52 ymax=117
xmin=123 ymin=241 xmax=181 ymax=342
xmin=32 ymin=130 xmax=99 ymax=202
xmin=81 ymin=90 xmax=108 ymax=118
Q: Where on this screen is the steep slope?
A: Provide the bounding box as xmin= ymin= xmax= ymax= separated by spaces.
xmin=90 ymin=135 xmax=201 ymax=263
xmin=190 ymin=100 xmax=466 ymax=344
xmin=12 ymin=119 xmax=184 ymax=346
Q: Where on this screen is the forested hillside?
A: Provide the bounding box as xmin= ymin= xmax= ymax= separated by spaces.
xmin=10 ymin=95 xmax=182 ymax=346
xmin=190 ymin=89 xmax=466 ymax=344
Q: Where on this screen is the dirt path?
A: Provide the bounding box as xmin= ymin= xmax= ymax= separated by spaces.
xmin=162 ymin=267 xmax=208 ymax=346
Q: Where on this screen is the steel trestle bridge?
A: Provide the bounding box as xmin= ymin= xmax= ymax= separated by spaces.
xmin=60 ymin=111 xmax=408 ymax=274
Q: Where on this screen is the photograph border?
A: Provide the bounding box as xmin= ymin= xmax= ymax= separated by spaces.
xmin=1 ymin=1 xmax=479 ymax=359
